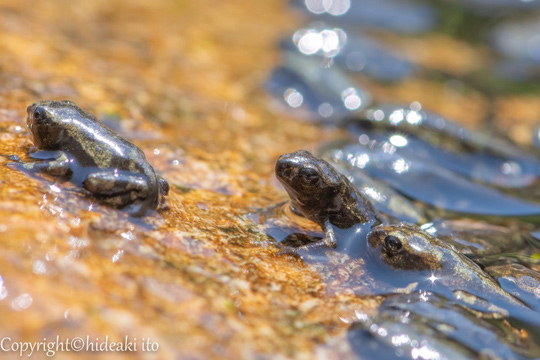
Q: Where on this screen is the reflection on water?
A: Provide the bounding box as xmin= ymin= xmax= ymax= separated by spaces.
xmin=323 ymin=140 xmax=540 ymax=217
xmin=487 ymin=264 xmax=540 ymax=312
xmin=283 ymin=27 xmax=416 ymax=81
xmin=345 ymin=104 xmax=540 ymax=189
xmin=348 ymin=292 xmax=540 ymax=360
xmin=293 ymin=0 xmax=437 ymax=34
xmin=292 ymin=27 xmax=347 ymax=58
xmin=459 ymin=0 xmax=540 ymax=12
xmin=267 ymin=51 xmax=371 ymax=121
xmin=492 ymin=19 xmax=540 ymax=64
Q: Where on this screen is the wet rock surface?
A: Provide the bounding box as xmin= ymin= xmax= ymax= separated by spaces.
xmin=3 ymin=0 xmax=540 ymax=359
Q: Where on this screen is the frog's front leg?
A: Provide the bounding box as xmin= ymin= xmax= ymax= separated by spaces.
xmin=8 ymin=152 xmax=71 ymax=177
xmin=322 ymin=219 xmax=338 ymax=249
xmin=274 ymin=238 xmax=328 ymax=257
xmin=82 ymin=171 xmax=149 ymax=200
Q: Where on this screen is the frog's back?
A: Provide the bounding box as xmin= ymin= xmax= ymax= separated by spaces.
xmin=45 ymin=103 xmax=153 ymax=179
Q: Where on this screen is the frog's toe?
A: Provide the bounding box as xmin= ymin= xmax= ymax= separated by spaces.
xmin=123 ymin=202 xmax=149 ymax=217
xmin=157 ymin=199 xmax=169 ymax=211
xmin=158 ymin=176 xmax=169 ymax=196
xmin=6 ymin=162 xmax=21 ymax=169
xmin=90 ymin=194 xmax=149 ymax=217
xmin=273 ymin=243 xmax=302 ymax=258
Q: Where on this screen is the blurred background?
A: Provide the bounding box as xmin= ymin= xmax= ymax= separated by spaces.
xmin=1 ymin=0 xmax=540 ymax=359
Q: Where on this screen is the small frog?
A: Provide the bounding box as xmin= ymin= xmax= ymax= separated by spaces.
xmin=10 ymin=100 xmax=169 ymax=216
xmin=275 ymin=150 xmax=382 ymax=248
xmin=486 ymin=264 xmax=540 ymax=313
xmin=365 ymin=223 xmax=540 ymax=324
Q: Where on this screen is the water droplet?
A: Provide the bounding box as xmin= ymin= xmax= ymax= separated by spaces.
xmin=11 ymin=294 xmax=33 ymax=311
xmin=284 ymin=88 xmax=304 ymax=108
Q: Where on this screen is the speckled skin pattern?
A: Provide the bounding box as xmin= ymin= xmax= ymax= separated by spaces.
xmin=20 ymin=100 xmax=168 ymax=216
xmin=275 ymin=150 xmax=382 ymax=248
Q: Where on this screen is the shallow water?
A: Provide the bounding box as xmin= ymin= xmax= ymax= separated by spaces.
xmin=348 ymin=292 xmax=540 ymax=360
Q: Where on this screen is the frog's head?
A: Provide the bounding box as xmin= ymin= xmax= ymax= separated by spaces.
xmin=367 ymin=223 xmax=443 ymax=271
xmin=275 ymin=150 xmax=344 ymax=218
xmin=26 ymin=100 xmax=97 ymax=150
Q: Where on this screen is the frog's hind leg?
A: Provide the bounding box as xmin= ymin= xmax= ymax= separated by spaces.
xmin=82 ymin=172 xmax=149 ymax=198
xmin=82 ymin=171 xmax=151 ymax=216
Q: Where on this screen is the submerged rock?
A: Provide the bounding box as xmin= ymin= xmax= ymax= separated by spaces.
xmin=322 ymin=140 xmax=540 ymax=218
xmin=267 ymin=52 xmax=371 ymax=122
xmin=486 ymin=264 xmax=540 ymax=312
xmin=282 ymin=29 xmax=416 ymax=82
xmin=348 ymin=292 xmax=538 ymax=360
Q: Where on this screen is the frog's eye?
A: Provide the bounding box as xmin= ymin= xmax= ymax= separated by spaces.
xmin=33 ymin=107 xmax=46 ymax=122
xmin=383 ymin=235 xmax=403 ymax=254
xmin=298 ymin=167 xmax=320 ymax=184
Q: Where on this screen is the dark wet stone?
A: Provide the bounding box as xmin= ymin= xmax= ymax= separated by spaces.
xmin=420 ymin=219 xmax=524 ymax=257
xmin=486 ymin=264 xmax=540 ymax=312
xmin=345 ymin=104 xmax=540 ymax=189
xmin=533 ymin=126 xmax=540 ymax=151
xmin=460 ymin=0 xmax=540 ymax=13
xmin=281 ymin=32 xmax=416 ymax=82
xmin=349 ymin=292 xmax=538 ymax=360
xmin=492 ymin=19 xmax=540 ymax=64
xmin=322 ymin=141 xmax=540 ymax=218
xmin=291 ymin=0 xmax=438 ymax=34
xmin=266 ymin=52 xmax=371 ymax=122
xmin=491 ymin=59 xmax=540 ymax=83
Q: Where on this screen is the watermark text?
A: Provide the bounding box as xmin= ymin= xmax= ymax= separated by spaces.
xmin=1 ymin=336 xmax=159 ymax=357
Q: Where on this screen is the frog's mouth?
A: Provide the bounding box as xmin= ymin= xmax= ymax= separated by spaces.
xmin=26 ymin=103 xmax=39 ymax=146
xmin=277 ymin=182 xmax=310 ymax=212
xmin=275 ymin=161 xmax=305 ymax=198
